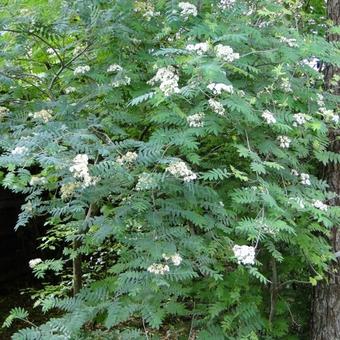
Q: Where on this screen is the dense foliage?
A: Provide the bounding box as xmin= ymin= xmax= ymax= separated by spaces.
xmin=0 ymin=0 xmax=339 ymax=338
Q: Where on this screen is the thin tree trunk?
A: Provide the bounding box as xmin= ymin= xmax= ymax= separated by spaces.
xmin=311 ymin=1 xmax=340 ymax=339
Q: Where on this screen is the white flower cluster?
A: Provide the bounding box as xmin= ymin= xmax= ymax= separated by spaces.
xmin=32 ymin=109 xmax=53 ymax=123
xmin=208 ymin=98 xmax=225 ymax=115
xmin=233 ymin=245 xmax=255 ymax=265
xmin=293 ymin=113 xmax=309 ymax=126
xmin=186 ymin=42 xmax=209 ymax=55
xmin=215 ymin=44 xmax=240 ymax=62
xmin=117 ymin=151 xmax=138 ymax=165
xmin=262 ymin=110 xmax=276 ymax=124
xmin=162 ymin=253 xmax=183 ymax=266
xmin=166 ymin=160 xmax=197 ymax=182
xmin=218 ymin=0 xmax=236 ymax=10
xmin=65 ymin=86 xmax=76 ymax=94
xmin=0 ymin=106 xmax=9 ymax=120
xmin=112 ymin=76 xmax=131 ymax=88
xmin=69 ymin=154 xmax=95 ymax=187
xmin=148 ymin=66 xmax=180 ymax=96
xmin=302 ymin=57 xmax=320 ymax=71
xmin=74 ymin=65 xmax=90 ymax=75
xmin=313 ymin=200 xmax=328 ymax=211
xmin=135 ymin=173 xmax=157 ymax=191
xmin=178 ymin=2 xmax=197 ymax=20
xmin=317 ymin=94 xmax=339 ymax=124
xmin=107 ymin=64 xmax=123 ymax=73
xmin=300 ymin=173 xmax=311 ymax=186
xmin=280 ymin=37 xmax=298 ymax=47
xmin=187 ymin=112 xmax=205 ymax=127
xmin=134 ymin=1 xmax=160 ymax=21
xmin=281 ymin=78 xmax=292 ymax=93
xmin=29 ymin=176 xmax=47 ymax=186
xmin=147 ymin=263 xmax=170 ymax=275
xmin=46 ymin=47 xmax=56 ymax=56
xmin=60 ymin=182 xmax=79 ymax=200
xmin=277 ymin=135 xmax=291 ymax=149
xmin=207 ymin=83 xmax=234 ymax=95
xmin=11 ymin=146 xmax=28 ymax=155
xmin=29 ymin=258 xmax=42 ymax=268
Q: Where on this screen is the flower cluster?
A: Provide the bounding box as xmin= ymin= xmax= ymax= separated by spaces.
xmin=317 ymin=94 xmax=339 ymax=124
xmin=262 ymin=110 xmax=276 ymax=124
xmin=60 ymin=182 xmax=79 ymax=200
xmin=107 ymin=64 xmax=123 ymax=73
xmin=313 ymin=200 xmax=328 ymax=211
xmin=277 ymin=135 xmax=291 ymax=149
xmin=31 ymin=109 xmax=53 ymax=123
xmin=187 ymin=112 xmax=205 ymax=127
xmin=29 ymin=258 xmax=42 ymax=269
xmin=207 ymin=83 xmax=233 ymax=95
xmin=135 ymin=173 xmax=157 ymax=191
xmin=0 ymin=106 xmax=9 ymax=119
xmin=300 ymin=173 xmax=311 ymax=186
xmin=30 ymin=176 xmax=47 ymax=186
xmin=162 ymin=253 xmax=183 ymax=266
xmin=215 ymin=44 xmax=240 ymax=62
xmin=293 ymin=113 xmax=309 ymax=126
xmin=186 ymin=42 xmax=209 ymax=55
xmin=233 ymin=245 xmax=255 ymax=265
xmin=11 ymin=146 xmax=28 ymax=155
xmin=65 ymin=86 xmax=76 ymax=94
xmin=116 ymin=151 xmax=138 ymax=165
xmin=69 ymin=154 xmax=95 ymax=187
xmin=73 ymin=65 xmax=90 ymax=75
xmin=218 ymin=0 xmax=236 ymax=10
xmin=148 ymin=66 xmax=180 ymax=96
xmin=112 ymin=75 xmax=131 ymax=88
xmin=280 ymin=37 xmax=298 ymax=47
xmin=166 ymin=160 xmax=197 ymax=182
xmin=178 ymin=2 xmax=197 ymax=20
xmin=134 ymin=1 xmax=160 ymax=21
xmin=147 ymin=263 xmax=170 ymax=275
xmin=208 ymin=98 xmax=225 ymax=115
xmin=281 ymin=78 xmax=292 ymax=93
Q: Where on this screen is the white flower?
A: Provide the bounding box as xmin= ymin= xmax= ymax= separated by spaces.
xmin=116 ymin=151 xmax=138 ymax=165
xmin=148 ymin=66 xmax=180 ymax=96
xmin=11 ymin=146 xmax=28 ymax=155
xmin=69 ymin=154 xmax=95 ymax=187
xmin=218 ymin=0 xmax=236 ymax=10
xmin=178 ymin=2 xmax=197 ymax=20
xmin=46 ymin=47 xmax=56 ymax=56
xmin=291 ymin=169 xmax=299 ymax=177
xmin=293 ymin=113 xmax=309 ymax=126
xmin=107 ymin=64 xmax=123 ymax=73
xmin=136 ymin=173 xmax=157 ymax=191
xmin=65 ymin=86 xmax=76 ymax=94
xmin=302 ymin=57 xmax=320 ymax=71
xmin=313 ymin=200 xmax=328 ymax=211
xmin=280 ymin=37 xmax=298 ymax=47
xmin=73 ymin=65 xmax=90 ymax=75
xmin=32 ymin=109 xmax=53 ymax=123
xmin=147 ymin=263 xmax=170 ymax=275
xmin=60 ymin=182 xmax=79 ymax=200
xmin=215 ymin=44 xmax=239 ymax=62
xmin=208 ymin=98 xmax=225 ymax=115
xmin=29 ymin=258 xmax=42 ymax=268
xmin=187 ymin=112 xmax=205 ymax=127
xmin=171 ymin=253 xmax=182 ymax=266
xmin=186 ymin=42 xmax=209 ymax=55
xmin=300 ymin=173 xmax=311 ymax=186
xmin=261 ymin=110 xmax=276 ymax=124
xmin=112 ymin=76 xmax=131 ymax=87
xmin=207 ymin=83 xmax=234 ymax=95
xmin=233 ymin=245 xmax=255 ymax=265
xmin=29 ymin=176 xmax=47 ymax=186
xmin=0 ymin=106 xmax=9 ymax=119
xmin=277 ymin=135 xmax=291 ymax=149
xmin=166 ymin=160 xmax=197 ymax=182
xmin=281 ymin=78 xmax=292 ymax=93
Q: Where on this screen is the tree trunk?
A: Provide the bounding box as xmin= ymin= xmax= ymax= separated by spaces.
xmin=311 ymin=1 xmax=340 ymax=339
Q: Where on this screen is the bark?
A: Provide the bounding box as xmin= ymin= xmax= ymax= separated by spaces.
xmin=311 ymin=1 xmax=340 ymax=339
